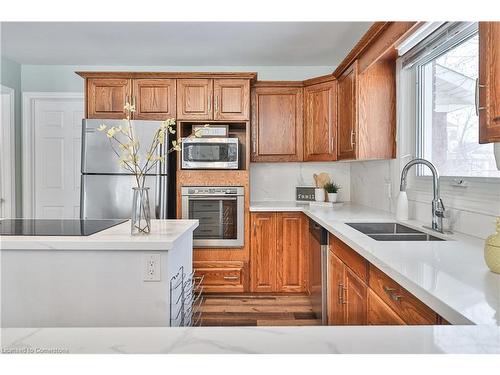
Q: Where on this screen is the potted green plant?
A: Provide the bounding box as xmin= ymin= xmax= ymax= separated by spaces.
xmin=324 ymin=182 xmax=341 ymax=203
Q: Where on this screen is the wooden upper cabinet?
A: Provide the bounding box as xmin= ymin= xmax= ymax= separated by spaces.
xmin=177 ymin=79 xmax=213 ymax=120
xmin=304 ymin=81 xmax=337 ymax=161
xmin=337 ymin=62 xmax=358 ymax=160
xmin=87 ymin=78 xmax=131 ymax=119
xmin=214 ymin=79 xmax=250 ymax=121
xmin=250 ymin=212 xmax=277 ymax=292
xmin=479 ymin=22 xmax=500 ymax=143
xmin=276 ymin=212 xmax=307 ymax=293
xmin=251 ymin=86 xmax=303 ymax=162
xmin=132 ymin=79 xmax=176 ymax=120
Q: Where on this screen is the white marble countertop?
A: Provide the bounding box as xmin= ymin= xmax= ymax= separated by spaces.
xmin=250 ymin=201 xmax=500 ymax=326
xmin=0 ymin=220 xmax=199 ymax=251
xmin=2 ymin=325 xmax=499 ymax=354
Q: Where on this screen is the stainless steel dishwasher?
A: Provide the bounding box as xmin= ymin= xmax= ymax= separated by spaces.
xmin=308 ymin=219 xmax=328 ymax=325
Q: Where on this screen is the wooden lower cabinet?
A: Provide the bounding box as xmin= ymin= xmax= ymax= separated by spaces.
xmin=250 ymin=212 xmax=277 ymax=292
xmin=194 ymin=261 xmax=244 ymax=293
xmin=368 ymin=265 xmax=437 ymax=325
xmin=344 ymin=266 xmax=367 ymax=325
xmin=328 ymin=251 xmax=345 ymax=325
xmin=250 ymin=212 xmax=308 ymax=292
xmin=276 ymin=213 xmax=307 ymax=292
xmin=367 ymin=289 xmax=406 ymax=325
xmin=327 ymin=251 xmax=367 ymax=325
xmin=328 ymin=234 xmax=443 ymax=326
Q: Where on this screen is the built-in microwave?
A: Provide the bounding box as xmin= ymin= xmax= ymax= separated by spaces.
xmin=181 ymin=137 xmax=239 ymax=169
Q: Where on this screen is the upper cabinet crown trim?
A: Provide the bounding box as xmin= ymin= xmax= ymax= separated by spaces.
xmin=76 ymin=71 xmax=258 ymax=81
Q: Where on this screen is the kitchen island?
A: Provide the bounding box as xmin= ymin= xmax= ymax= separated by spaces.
xmin=1 ymin=219 xmax=198 ymax=328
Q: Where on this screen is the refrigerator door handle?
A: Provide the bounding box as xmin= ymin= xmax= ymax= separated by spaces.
xmin=154 ymin=131 xmax=168 ymax=219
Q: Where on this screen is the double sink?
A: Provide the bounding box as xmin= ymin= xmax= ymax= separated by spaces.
xmin=346 ymin=223 xmax=445 ymax=241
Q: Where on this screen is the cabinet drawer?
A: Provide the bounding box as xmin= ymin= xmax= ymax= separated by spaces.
xmin=194 ymin=261 xmax=244 ymax=293
xmin=329 ymin=234 xmax=368 ymax=282
xmin=368 ymin=265 xmax=437 ymax=325
xmin=367 ymin=288 xmax=405 ymax=325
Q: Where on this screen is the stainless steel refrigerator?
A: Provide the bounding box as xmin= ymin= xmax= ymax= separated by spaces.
xmin=80 ymin=119 xmax=175 ymax=220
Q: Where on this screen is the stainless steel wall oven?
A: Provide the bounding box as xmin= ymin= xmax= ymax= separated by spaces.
xmin=181 ymin=186 xmax=244 ymax=247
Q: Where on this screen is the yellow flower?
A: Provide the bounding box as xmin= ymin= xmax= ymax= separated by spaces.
xmin=97 ymin=124 xmax=107 ymax=132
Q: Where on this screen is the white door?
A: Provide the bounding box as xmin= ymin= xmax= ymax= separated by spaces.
xmin=0 ymin=88 xmax=15 ymax=218
xmin=33 ymin=98 xmax=84 ymax=218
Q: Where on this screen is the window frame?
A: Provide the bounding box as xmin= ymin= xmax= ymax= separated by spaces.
xmin=413 ymin=22 xmax=498 ymax=180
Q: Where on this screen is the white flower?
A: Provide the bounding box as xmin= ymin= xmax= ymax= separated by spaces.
xmin=97 ymin=124 xmax=107 ymax=132
xmin=106 ymin=127 xmax=117 ymax=138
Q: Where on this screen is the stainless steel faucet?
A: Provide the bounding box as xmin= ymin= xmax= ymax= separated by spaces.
xmin=400 ymin=158 xmax=446 ymax=233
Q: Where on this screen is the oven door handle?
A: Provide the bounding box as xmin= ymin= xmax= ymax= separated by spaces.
xmin=186 ymin=196 xmax=238 ymax=201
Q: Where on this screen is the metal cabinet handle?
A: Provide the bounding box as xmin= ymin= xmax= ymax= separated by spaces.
xmin=124 ymin=95 xmax=129 ymax=113
xmin=383 ymin=285 xmax=402 ymax=302
xmin=343 ymin=286 xmax=348 ymax=304
xmin=350 ymin=130 xmax=356 ymax=147
xmin=252 ymin=140 xmax=257 ymax=154
xmin=132 ymin=95 xmax=136 ymax=109
xmin=475 ymin=78 xmax=486 ymax=116
xmin=215 ymin=95 xmax=219 ymax=113
xmin=253 ymin=222 xmax=257 ymax=235
xmin=338 ymin=282 xmax=343 ymax=304
xmin=208 ymin=96 xmax=211 ymax=113
xmin=330 ymin=137 xmax=334 ymax=152
xmin=223 ymin=276 xmax=239 ymax=281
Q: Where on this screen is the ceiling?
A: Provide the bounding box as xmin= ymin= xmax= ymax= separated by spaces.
xmin=0 ymin=22 xmax=372 ymax=66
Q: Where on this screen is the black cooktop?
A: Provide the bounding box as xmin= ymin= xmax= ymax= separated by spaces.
xmin=0 ymin=219 xmax=127 ymax=236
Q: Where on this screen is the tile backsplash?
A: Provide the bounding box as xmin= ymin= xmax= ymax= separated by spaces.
xmin=250 ymin=162 xmax=350 ymax=202
xmin=350 ymin=160 xmax=499 ymax=240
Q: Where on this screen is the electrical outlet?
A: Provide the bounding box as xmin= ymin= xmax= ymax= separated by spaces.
xmin=143 ymin=254 xmax=161 ymax=282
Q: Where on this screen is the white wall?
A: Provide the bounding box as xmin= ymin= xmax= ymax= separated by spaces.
xmin=20 ymin=65 xmax=335 ymax=92
xmin=250 ymin=162 xmax=350 ymax=202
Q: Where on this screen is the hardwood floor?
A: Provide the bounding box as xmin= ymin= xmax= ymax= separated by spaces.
xmin=199 ymin=294 xmax=321 ymax=326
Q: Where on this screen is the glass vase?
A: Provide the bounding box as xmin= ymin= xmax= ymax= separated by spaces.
xmin=131 ymin=187 xmax=151 ymax=235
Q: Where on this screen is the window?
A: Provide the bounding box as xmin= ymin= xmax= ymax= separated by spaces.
xmin=414 ymin=24 xmax=500 ymax=178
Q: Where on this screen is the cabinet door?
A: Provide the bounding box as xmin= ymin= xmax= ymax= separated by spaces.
xmin=367 ymin=289 xmax=405 ymax=325
xmin=214 ymin=79 xmax=250 ymax=121
xmin=479 ymin=22 xmax=500 ymax=143
xmin=344 ymin=266 xmax=367 ymax=325
xmin=304 ymin=81 xmax=337 ymax=161
xmin=251 ymin=87 xmax=303 ymax=162
xmin=132 ymin=79 xmax=176 ymax=120
xmin=250 ymin=213 xmax=277 ymax=292
xmin=276 ymin=213 xmax=307 ymax=292
xmin=87 ymin=78 xmax=131 ymax=119
xmin=337 ymin=62 xmax=358 ymax=160
xmin=176 ymin=79 xmax=213 ymax=120
xmin=328 ymin=251 xmax=345 ymax=325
